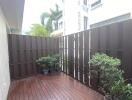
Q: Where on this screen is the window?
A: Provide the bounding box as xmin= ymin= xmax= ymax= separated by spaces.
xmin=84 ymin=16 xmax=88 ymax=30
xmin=59 ymin=22 xmax=63 ymax=29
xmin=83 ymin=0 xmax=87 ymax=5
xmin=91 ymin=0 xmax=101 ymax=7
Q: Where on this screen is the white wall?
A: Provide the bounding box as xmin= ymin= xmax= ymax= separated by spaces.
xmin=0 ymin=7 xmax=10 ymax=100
xmin=89 ymin=0 xmax=132 ymax=25
xmin=63 ymin=0 xmax=89 ymax=35
xmin=63 ymin=0 xmax=79 ymax=35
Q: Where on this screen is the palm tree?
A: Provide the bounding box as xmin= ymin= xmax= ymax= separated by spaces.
xmin=40 ymin=4 xmax=61 ymax=34
xmin=40 ymin=12 xmax=50 ymax=26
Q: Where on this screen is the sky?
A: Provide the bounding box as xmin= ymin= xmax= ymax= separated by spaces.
xmin=22 ymin=0 xmax=61 ymax=34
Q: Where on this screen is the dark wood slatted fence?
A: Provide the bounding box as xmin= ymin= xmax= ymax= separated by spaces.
xmin=61 ymin=31 xmax=90 ymax=86
xmin=75 ymin=33 xmax=79 ymax=80
xmin=79 ymin=32 xmax=84 ymax=83
xmin=84 ymin=31 xmax=89 ymax=85
xmin=68 ymin=34 xmax=74 ymax=77
xmin=60 ymin=19 xmax=132 ymax=89
xmin=91 ymin=20 xmax=132 ymax=80
xmin=8 ymin=34 xmax=59 ymax=80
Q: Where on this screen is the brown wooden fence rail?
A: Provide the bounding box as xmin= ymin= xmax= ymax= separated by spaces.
xmin=8 ymin=34 xmax=59 ymax=80
xmin=60 ymin=19 xmax=132 ymax=89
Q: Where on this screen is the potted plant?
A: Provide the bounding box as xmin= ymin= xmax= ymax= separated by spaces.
xmin=36 ymin=54 xmax=60 ymax=74
xmin=36 ymin=56 xmax=55 ymax=74
xmin=89 ymin=53 xmax=132 ymax=100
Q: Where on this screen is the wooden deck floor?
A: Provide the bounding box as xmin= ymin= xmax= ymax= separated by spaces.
xmin=7 ymin=73 xmax=103 ymax=100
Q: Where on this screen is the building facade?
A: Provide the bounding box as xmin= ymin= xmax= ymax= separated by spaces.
xmin=52 ymin=0 xmax=89 ymax=36
xmin=89 ymin=0 xmax=132 ymax=28
xmin=53 ymin=0 xmax=132 ymax=36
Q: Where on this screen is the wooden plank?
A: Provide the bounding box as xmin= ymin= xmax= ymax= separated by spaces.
xmin=31 ymin=36 xmax=37 ymax=74
xmin=64 ymin=36 xmax=67 ymax=73
xmin=84 ymin=31 xmax=89 ymax=86
xmin=41 ymin=37 xmax=46 ymax=56
xmin=37 ymin=37 xmax=42 ymax=58
xmin=25 ymin=36 xmax=31 ymax=76
xmin=59 ymin=37 xmax=63 ymax=71
xmin=61 ymin=37 xmax=64 ymax=72
xmin=79 ymin=32 xmax=84 ymax=83
xmin=8 ymin=34 xmax=14 ymax=79
xmin=7 ymin=73 xmax=103 ymax=100
xmin=68 ymin=34 xmax=74 ymax=77
xmin=19 ymin=35 xmax=26 ymax=78
xmin=12 ymin=35 xmax=19 ymax=79
xmin=75 ymin=33 xmax=79 ymax=80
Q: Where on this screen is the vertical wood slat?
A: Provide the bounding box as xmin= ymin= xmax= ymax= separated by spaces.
xmin=75 ymin=33 xmax=79 ymax=80
xmin=25 ymin=36 xmax=31 ymax=76
xmin=62 ymin=37 xmax=65 ymax=72
xmin=8 ymin=35 xmax=59 ymax=80
xmin=61 ymin=37 xmax=64 ymax=71
xmin=8 ymin=34 xmax=14 ymax=79
xmin=64 ymin=36 xmax=68 ymax=74
xmin=84 ymin=31 xmax=89 ymax=86
xmin=42 ymin=37 xmax=46 ymax=56
xmin=68 ymin=34 xmax=74 ymax=77
xmin=79 ymin=32 xmax=84 ymax=83
xmin=12 ymin=35 xmax=19 ymax=79
xmin=19 ymin=35 xmax=26 ymax=78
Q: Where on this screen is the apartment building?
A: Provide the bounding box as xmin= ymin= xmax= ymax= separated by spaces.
xmin=89 ymin=0 xmax=132 ymax=28
xmin=52 ymin=0 xmax=89 ymax=36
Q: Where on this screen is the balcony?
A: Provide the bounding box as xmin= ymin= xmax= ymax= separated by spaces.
xmin=7 ymin=73 xmax=103 ymax=100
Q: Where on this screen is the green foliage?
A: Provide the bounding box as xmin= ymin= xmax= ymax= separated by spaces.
xmin=30 ymin=24 xmax=48 ymax=36
xmin=52 ymin=54 xmax=60 ymax=64
xmin=40 ymin=12 xmax=50 ymax=26
xmin=40 ymin=4 xmax=61 ymax=34
xmin=90 ymin=53 xmax=132 ymax=100
xmin=36 ymin=54 xmax=60 ymax=68
xmin=36 ymin=56 xmax=56 ymax=68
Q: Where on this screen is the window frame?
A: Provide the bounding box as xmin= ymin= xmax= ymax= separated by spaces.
xmin=84 ymin=16 xmax=88 ymax=30
xmin=91 ymin=0 xmax=101 ymax=7
xmin=83 ymin=0 xmax=87 ymax=6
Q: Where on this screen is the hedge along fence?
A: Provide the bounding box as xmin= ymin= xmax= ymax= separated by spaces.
xmin=60 ymin=19 xmax=132 ymax=89
xmin=8 ymin=34 xmax=59 ymax=80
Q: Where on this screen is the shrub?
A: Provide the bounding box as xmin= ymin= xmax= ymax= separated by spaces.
xmin=90 ymin=53 xmax=132 ymax=100
xmin=36 ymin=54 xmax=60 ymax=69
xmin=36 ymin=55 xmax=56 ymax=68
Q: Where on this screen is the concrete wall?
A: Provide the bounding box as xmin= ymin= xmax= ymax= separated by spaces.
xmin=89 ymin=0 xmax=132 ymax=25
xmin=0 ymin=7 xmax=10 ymax=100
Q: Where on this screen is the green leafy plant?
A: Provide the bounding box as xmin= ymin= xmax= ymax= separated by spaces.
xmin=90 ymin=53 xmax=132 ymax=100
xmin=36 ymin=55 xmax=56 ymax=67
xmin=36 ymin=54 xmax=60 ymax=72
xmin=52 ymin=54 xmax=60 ymax=71
xmin=29 ymin=24 xmax=48 ymax=36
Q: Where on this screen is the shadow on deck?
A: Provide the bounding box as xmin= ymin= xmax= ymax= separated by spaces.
xmin=7 ymin=73 xmax=103 ymax=100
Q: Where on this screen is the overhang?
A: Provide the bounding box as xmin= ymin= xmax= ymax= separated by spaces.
xmin=0 ymin=0 xmax=25 ymax=33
